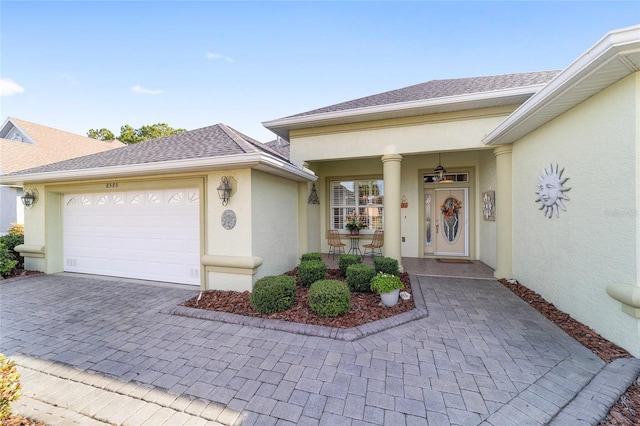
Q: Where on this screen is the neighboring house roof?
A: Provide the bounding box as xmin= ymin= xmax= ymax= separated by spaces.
xmin=0 ymin=117 xmax=125 ymax=175
xmin=263 ymin=71 xmax=561 ymax=140
xmin=264 ymin=138 xmax=290 ymax=159
xmin=0 ymin=123 xmax=315 ymax=185
xmin=484 ymin=25 xmax=640 ymax=145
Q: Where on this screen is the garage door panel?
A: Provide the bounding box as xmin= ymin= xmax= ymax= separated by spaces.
xmin=64 ymin=189 xmax=200 ymax=285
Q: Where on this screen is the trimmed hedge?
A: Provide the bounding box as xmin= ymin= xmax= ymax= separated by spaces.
xmin=300 ymin=252 xmax=323 ymax=262
xmin=0 ymin=233 xmax=23 ymax=270
xmin=373 ymin=257 xmax=399 ymax=276
xmin=250 ymin=275 xmax=297 ymax=314
xmin=346 ymin=264 xmax=376 ymax=293
xmin=308 ymin=280 xmax=351 ymax=318
xmin=338 ymin=254 xmax=361 ymax=276
xmin=298 ymin=260 xmax=327 ymax=287
xmin=0 ymin=244 xmax=17 ymax=278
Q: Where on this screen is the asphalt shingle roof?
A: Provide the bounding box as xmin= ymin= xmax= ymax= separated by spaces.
xmin=286 ymin=71 xmax=561 ymax=118
xmin=0 ymin=117 xmax=124 ymax=174
xmin=264 ymin=138 xmax=290 ymax=159
xmin=6 ymin=123 xmax=288 ymax=176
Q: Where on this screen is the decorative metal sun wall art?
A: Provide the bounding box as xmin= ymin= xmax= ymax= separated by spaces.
xmin=535 ymin=163 xmax=571 ymax=218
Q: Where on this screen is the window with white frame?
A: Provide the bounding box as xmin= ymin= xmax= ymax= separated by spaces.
xmin=330 ymin=179 xmax=384 ymax=233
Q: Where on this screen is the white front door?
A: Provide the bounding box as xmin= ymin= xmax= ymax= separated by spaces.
xmin=63 ymin=189 xmax=201 ymax=285
xmin=425 ymin=188 xmax=468 ymax=256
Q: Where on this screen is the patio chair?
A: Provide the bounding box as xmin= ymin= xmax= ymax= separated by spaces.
xmin=327 ymin=229 xmax=346 ymax=258
xmin=363 ymin=230 xmax=384 ymax=257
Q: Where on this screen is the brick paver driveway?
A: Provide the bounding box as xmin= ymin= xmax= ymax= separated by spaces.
xmin=0 ymin=273 xmax=614 ymax=425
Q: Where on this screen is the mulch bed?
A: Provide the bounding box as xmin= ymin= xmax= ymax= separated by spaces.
xmin=2 ymin=415 xmax=45 ymax=426
xmin=184 ymin=269 xmax=414 ymax=328
xmin=497 ymin=279 xmax=636 ymax=425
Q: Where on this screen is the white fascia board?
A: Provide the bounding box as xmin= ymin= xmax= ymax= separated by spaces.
xmin=262 ymin=85 xmax=544 ymax=140
xmin=0 ymin=153 xmax=316 ymax=186
xmin=483 ymin=25 xmax=640 ymax=146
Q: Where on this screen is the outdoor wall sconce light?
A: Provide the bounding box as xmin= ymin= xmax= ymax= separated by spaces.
xmin=217 ymin=176 xmax=232 ymax=206
xmin=21 ymin=189 xmax=38 ymax=208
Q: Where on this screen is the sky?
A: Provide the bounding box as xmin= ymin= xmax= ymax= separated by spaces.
xmin=1 ymin=1 xmax=638 ymax=142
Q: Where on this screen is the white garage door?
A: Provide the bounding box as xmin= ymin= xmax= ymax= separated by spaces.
xmin=63 ymin=189 xmax=200 ymax=285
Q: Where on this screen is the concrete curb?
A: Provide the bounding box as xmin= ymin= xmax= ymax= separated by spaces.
xmin=549 ymin=357 xmax=640 ymax=425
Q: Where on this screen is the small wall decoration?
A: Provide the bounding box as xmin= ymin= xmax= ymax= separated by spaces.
xmin=535 ymin=163 xmax=571 ymax=218
xmin=482 ymin=191 xmax=495 ymax=221
xmin=401 ymin=195 xmax=408 ymax=208
xmin=308 ymin=182 xmax=320 ymax=205
xmin=221 ymin=209 xmax=237 ymax=230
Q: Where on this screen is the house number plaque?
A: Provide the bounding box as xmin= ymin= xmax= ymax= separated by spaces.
xmin=221 ymin=209 xmax=236 ymax=230
xmin=106 ymin=182 xmax=118 ymax=189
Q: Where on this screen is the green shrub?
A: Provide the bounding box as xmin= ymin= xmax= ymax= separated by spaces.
xmin=300 ymin=252 xmax=323 ymax=262
xmin=373 ymin=257 xmax=399 ymax=276
xmin=0 ymin=353 xmax=21 ymax=421
xmin=0 ymin=232 xmax=24 ymax=270
xmin=298 ymin=260 xmax=327 ymax=287
xmin=250 ymin=275 xmax=297 ymax=314
xmin=370 ymin=273 xmax=403 ymax=294
xmin=0 ymin=244 xmax=17 ymax=278
xmin=346 ymin=264 xmax=376 ymax=293
xmin=308 ymin=280 xmax=351 ymax=318
xmin=338 ymin=254 xmax=361 ymax=276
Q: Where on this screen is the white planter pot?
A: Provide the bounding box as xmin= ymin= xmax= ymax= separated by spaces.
xmin=380 ymin=289 xmax=400 ymax=307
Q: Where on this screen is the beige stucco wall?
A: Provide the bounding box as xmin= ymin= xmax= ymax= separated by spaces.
xmin=289 ymin=106 xmax=515 ymax=165
xmin=20 ymin=183 xmax=47 ymax=272
xmin=251 ymin=169 xmax=300 ymax=280
xmin=512 ymin=73 xmax=639 ymax=356
xmin=478 ymin=150 xmax=497 ymax=269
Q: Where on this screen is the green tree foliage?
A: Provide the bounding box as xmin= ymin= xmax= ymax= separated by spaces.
xmin=87 ymin=123 xmax=186 ymax=145
xmin=86 ymin=128 xmax=115 ymax=140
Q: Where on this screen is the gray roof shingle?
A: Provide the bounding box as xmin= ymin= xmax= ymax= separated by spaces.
xmin=286 ymin=71 xmax=561 ymax=118
xmin=264 ymin=138 xmax=290 ymax=159
xmin=7 ymin=123 xmax=288 ymax=176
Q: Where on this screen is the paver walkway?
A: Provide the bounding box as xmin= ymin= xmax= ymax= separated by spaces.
xmin=1 ymin=273 xmax=639 ymax=425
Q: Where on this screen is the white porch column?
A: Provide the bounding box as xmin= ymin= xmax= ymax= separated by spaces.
xmin=493 ymin=145 xmax=513 ymax=278
xmin=382 ymin=153 xmax=403 ymax=272
xmin=298 ymin=181 xmax=309 ymax=257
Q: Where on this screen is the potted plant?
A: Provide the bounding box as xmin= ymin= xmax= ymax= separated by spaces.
xmin=345 ymin=214 xmax=366 ymax=235
xmin=370 ymin=273 xmax=403 ymax=307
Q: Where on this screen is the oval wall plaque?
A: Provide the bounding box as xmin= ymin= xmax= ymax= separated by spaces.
xmin=221 ymin=209 xmax=237 ymax=230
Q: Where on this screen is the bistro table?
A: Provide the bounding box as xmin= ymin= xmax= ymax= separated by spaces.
xmin=345 ymin=234 xmax=363 ymax=256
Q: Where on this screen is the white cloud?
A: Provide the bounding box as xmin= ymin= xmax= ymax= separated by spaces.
xmin=131 ymin=84 xmax=163 ymax=95
xmin=205 ymin=52 xmax=234 ymax=62
xmin=0 ymin=78 xmax=25 ymax=96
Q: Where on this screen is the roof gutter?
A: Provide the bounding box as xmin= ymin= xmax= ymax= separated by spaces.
xmin=0 ymin=153 xmax=316 ymax=186
xmin=483 ymin=25 xmax=640 ymax=146
xmin=263 ymin=85 xmax=546 ymax=140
